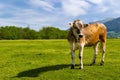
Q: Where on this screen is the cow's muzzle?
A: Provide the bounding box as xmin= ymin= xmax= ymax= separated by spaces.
xmin=78 ymin=34 xmax=83 ymax=38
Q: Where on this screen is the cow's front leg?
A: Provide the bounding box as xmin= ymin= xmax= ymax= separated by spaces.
xmin=71 ymin=50 xmax=75 ymax=69
xmin=79 ymin=44 xmax=84 ymax=69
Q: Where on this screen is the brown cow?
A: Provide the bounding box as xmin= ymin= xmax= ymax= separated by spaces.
xmin=68 ymin=19 xmax=107 ymax=69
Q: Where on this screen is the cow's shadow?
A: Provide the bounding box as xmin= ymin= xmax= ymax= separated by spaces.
xmin=15 ymin=64 xmax=70 ymax=78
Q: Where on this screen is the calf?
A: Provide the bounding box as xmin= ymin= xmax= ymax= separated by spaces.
xmin=68 ymin=19 xmax=107 ymax=69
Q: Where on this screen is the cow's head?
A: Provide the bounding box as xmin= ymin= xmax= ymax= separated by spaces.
xmin=73 ymin=19 xmax=83 ymax=30
xmin=69 ymin=19 xmax=83 ymax=38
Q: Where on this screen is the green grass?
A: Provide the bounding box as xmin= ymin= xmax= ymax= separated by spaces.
xmin=0 ymin=39 xmax=120 ymax=80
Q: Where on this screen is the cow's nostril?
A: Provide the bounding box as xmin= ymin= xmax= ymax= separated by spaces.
xmin=78 ymin=34 xmax=83 ymax=38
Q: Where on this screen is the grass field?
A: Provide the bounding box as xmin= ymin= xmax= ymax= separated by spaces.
xmin=0 ymin=39 xmax=120 ymax=80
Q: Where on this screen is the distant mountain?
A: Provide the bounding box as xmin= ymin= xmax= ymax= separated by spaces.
xmin=93 ymin=18 xmax=114 ymax=23
xmin=104 ymin=17 xmax=120 ymax=33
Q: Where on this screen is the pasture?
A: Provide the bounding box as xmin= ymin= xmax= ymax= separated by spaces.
xmin=0 ymin=39 xmax=120 ymax=80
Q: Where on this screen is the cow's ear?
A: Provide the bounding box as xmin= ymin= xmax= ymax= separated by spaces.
xmin=68 ymin=22 xmax=73 ymax=27
xmin=84 ymin=24 xmax=89 ymax=27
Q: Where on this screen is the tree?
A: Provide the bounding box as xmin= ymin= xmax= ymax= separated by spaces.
xmin=0 ymin=26 xmax=23 ymax=39
xmin=38 ymin=27 xmax=68 ymax=39
xmin=22 ymin=27 xmax=38 ymax=39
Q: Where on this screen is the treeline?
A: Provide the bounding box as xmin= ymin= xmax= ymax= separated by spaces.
xmin=0 ymin=26 xmax=68 ymax=40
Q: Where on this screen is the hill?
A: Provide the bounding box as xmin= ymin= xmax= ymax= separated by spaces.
xmin=104 ymin=17 xmax=120 ymax=33
xmin=104 ymin=17 xmax=120 ymax=38
xmin=93 ymin=18 xmax=114 ymax=23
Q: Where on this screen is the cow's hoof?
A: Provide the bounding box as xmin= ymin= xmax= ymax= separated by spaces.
xmin=90 ymin=60 xmax=96 ymax=66
xmin=90 ymin=63 xmax=93 ymax=66
xmin=100 ymin=61 xmax=104 ymax=65
xmin=79 ymin=67 xmax=83 ymax=70
xmin=90 ymin=63 xmax=95 ymax=66
xmin=79 ymin=66 xmax=83 ymax=69
xmin=71 ymin=65 xmax=75 ymax=69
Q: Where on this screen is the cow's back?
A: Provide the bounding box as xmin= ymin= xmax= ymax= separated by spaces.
xmin=81 ymin=23 xmax=106 ymax=46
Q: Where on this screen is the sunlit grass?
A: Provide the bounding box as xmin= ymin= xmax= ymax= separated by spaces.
xmin=0 ymin=39 xmax=120 ymax=80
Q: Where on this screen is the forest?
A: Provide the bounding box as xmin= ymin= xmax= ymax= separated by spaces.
xmin=0 ymin=26 xmax=68 ymax=40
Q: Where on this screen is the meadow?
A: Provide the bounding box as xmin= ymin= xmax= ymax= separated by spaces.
xmin=0 ymin=39 xmax=120 ymax=80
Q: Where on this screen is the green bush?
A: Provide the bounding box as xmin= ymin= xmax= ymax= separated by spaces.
xmin=0 ymin=26 xmax=68 ymax=40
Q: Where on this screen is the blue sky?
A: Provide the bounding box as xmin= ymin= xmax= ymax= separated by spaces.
xmin=0 ymin=0 xmax=120 ymax=30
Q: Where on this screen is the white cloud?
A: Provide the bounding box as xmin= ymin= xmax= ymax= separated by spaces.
xmin=99 ymin=6 xmax=108 ymax=12
xmin=0 ymin=0 xmax=120 ymax=30
xmin=87 ymin=0 xmax=103 ymax=4
xmin=61 ymin=0 xmax=90 ymax=17
xmin=86 ymin=0 xmax=109 ymax=13
xmin=29 ymin=0 xmax=55 ymax=12
xmin=0 ymin=4 xmax=60 ymax=30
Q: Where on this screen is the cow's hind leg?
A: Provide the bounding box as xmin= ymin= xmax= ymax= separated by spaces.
xmin=99 ymin=30 xmax=106 ymax=65
xmin=91 ymin=43 xmax=98 ymax=65
xmin=100 ymin=41 xmax=106 ymax=65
